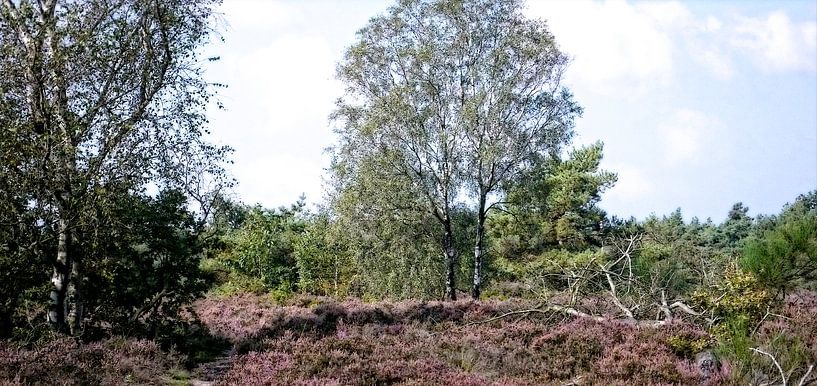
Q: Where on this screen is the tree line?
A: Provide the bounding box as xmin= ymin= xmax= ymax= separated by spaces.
xmin=0 ymin=0 xmax=230 ymax=338
xmin=1 ymin=1 xmax=815 ymax=367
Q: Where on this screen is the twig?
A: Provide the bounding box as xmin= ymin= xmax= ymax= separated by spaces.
xmin=798 ymin=364 xmax=813 ymax=386
xmin=465 ymin=305 xmax=548 ymax=326
xmin=668 ymin=301 xmax=702 ymax=316
xmin=750 ymin=347 xmax=787 ymax=386
xmin=752 ymin=306 xmax=792 ymax=335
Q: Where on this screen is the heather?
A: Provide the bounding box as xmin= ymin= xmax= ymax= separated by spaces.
xmin=192 ymin=287 xmax=817 ymax=385
xmin=195 ymin=294 xmax=726 ymax=385
xmin=0 ymin=337 xmax=185 ymax=385
xmin=4 ymin=291 xmax=816 ymax=385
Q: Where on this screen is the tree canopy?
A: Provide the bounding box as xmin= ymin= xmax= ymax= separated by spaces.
xmin=332 ymin=0 xmax=580 ymax=299
xmin=0 ymin=0 xmax=228 ymax=335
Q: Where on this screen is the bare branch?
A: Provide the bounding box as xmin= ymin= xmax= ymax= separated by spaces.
xmin=668 ymin=301 xmax=702 ymax=317
xmin=798 ymin=365 xmax=813 ymax=386
xmin=750 ymin=347 xmax=788 ymax=386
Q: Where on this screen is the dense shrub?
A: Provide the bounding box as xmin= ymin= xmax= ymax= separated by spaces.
xmin=293 ymin=215 xmax=357 ymax=298
xmin=741 ymin=213 xmax=817 ymax=295
xmin=0 ymin=337 xmax=184 ymax=385
xmin=692 ymin=270 xmax=772 ymax=327
xmin=216 ymin=202 xmax=307 ymax=294
xmin=69 ymin=189 xmax=216 ymax=348
xmin=196 ymin=294 xmax=725 ymax=385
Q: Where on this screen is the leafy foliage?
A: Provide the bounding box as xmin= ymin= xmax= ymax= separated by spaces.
xmin=491 ymin=142 xmax=617 ymax=256
xmin=294 ymin=214 xmax=357 ymax=298
xmin=221 ymin=201 xmax=306 ymax=293
xmin=0 ymin=0 xmax=230 ymax=334
xmin=77 ymin=189 xmax=212 ymax=340
xmin=332 ymin=0 xmax=581 ymax=299
xmin=741 ymin=211 xmax=817 ymax=295
xmin=329 ymin=155 xmax=450 ymax=299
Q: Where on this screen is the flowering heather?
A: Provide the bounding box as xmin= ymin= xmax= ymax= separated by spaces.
xmin=197 ymin=294 xmax=726 ymax=385
xmin=749 ymin=290 xmax=817 ymax=384
xmin=193 ymin=294 xmax=524 ymax=343
xmin=0 ymin=337 xmax=183 ymax=385
xmin=756 ymin=290 xmax=817 ymax=355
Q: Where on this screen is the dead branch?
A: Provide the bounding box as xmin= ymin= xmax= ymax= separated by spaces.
xmin=751 ymin=347 xmax=788 ymax=386
xmin=798 ymin=365 xmax=813 ymax=386
xmin=748 ymin=346 xmax=814 ymax=386
xmin=465 ymin=303 xmax=547 ymax=326
xmin=479 ymin=233 xmax=706 ymax=329
xmin=604 ymin=266 xmax=634 ymax=319
xmin=668 ymin=300 xmax=702 ymax=316
xmin=752 ymin=306 xmax=792 ymax=335
xmin=468 ymin=301 xmax=689 ymax=328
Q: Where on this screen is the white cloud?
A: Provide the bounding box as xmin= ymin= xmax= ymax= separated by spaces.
xmin=605 ymin=164 xmax=655 ymax=202
xmin=527 ymin=1 xmax=816 ymax=89
xmin=525 ymin=0 xmax=681 ymax=98
xmin=705 ymin=16 xmax=722 ymax=32
xmin=729 ymin=11 xmax=817 ymax=73
xmin=235 ymin=35 xmax=339 ymax=135
xmin=219 ymin=0 xmax=298 ymax=31
xmin=696 ymin=48 xmax=734 ymax=80
xmin=657 ymin=109 xmax=726 ymax=166
xmin=206 ymin=13 xmax=342 ymax=206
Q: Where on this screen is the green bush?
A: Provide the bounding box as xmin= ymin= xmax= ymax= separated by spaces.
xmin=691 ymin=270 xmax=772 ymax=328
xmin=78 ymin=189 xmax=213 ymax=341
xmin=741 ymin=213 xmax=817 ymax=295
xmin=216 ymin=201 xmax=306 ymax=294
xmin=294 ymin=216 xmax=356 ymax=297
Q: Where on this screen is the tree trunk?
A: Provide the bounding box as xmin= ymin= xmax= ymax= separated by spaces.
xmin=50 ymin=188 xmax=83 ymax=336
xmin=48 ymin=214 xmax=71 ymax=334
xmin=471 ymin=195 xmax=487 ymax=299
xmin=443 ymin=219 xmax=457 ymax=301
xmin=68 ymin=252 xmax=82 ymax=336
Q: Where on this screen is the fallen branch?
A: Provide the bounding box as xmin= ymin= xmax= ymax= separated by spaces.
xmin=465 ymin=303 xmax=547 ymax=326
xmin=798 ymin=365 xmax=813 ymax=386
xmin=468 ymin=302 xmax=681 ymax=328
xmin=547 ymin=305 xmax=608 ymax=323
xmin=750 ymin=347 xmax=787 ymax=386
xmin=668 ymin=301 xmax=702 ymax=316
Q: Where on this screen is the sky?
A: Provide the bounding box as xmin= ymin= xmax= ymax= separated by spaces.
xmin=203 ymin=0 xmax=817 ymax=223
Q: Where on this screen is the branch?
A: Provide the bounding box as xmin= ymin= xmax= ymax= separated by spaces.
xmin=799 ymin=365 xmax=813 ymax=386
xmin=752 ymin=306 xmax=791 ymax=335
xmin=659 ymin=290 xmax=672 ymax=320
xmin=750 ymin=347 xmax=787 ymax=386
xmin=547 ymin=304 xmax=608 ymax=323
xmin=604 ymin=268 xmax=633 ymax=319
xmin=668 ymin=301 xmax=702 ymax=317
xmin=465 ymin=303 xmax=547 ymax=326
xmin=467 ymin=303 xmax=666 ymax=327
xmin=129 ymin=289 xmax=169 ymax=324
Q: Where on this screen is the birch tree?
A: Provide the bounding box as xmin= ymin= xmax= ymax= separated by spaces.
xmin=453 ymin=0 xmax=579 ymax=298
xmin=333 ymin=0 xmax=579 ymax=299
xmin=333 ymin=0 xmax=467 ymax=300
xmin=0 ymin=0 xmax=226 ymax=334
